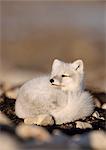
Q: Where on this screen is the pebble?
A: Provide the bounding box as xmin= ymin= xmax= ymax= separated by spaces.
xmin=0 ymin=133 xmax=21 ymax=150
xmin=0 ymin=89 xmax=3 ymax=96
xmin=76 ymin=121 xmax=92 ymax=129
xmin=5 ymin=89 xmax=19 ymax=99
xmin=92 ymin=111 xmax=105 ymax=120
xmin=0 ymin=111 xmax=12 ymax=125
xmin=92 ymin=111 xmax=100 ymax=118
xmin=24 ymin=114 xmax=54 ymax=126
xmin=90 ymin=131 xmax=106 ymax=149
xmin=68 ymin=131 xmax=106 ymax=150
xmin=52 ymin=129 xmax=69 ymax=146
xmin=53 ymin=129 xmax=63 ymax=136
xmin=94 ymin=98 xmax=101 ymax=108
xmin=16 ymin=123 xmax=52 ymax=142
xmin=102 ymin=103 xmax=106 ymax=109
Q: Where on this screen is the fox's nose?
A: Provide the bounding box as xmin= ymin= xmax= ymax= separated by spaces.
xmin=50 ymin=79 xmax=54 ymax=83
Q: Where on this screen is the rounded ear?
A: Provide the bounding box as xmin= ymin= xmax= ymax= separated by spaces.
xmin=52 ymin=59 xmax=62 ymax=70
xmin=72 ymin=59 xmax=84 ymax=72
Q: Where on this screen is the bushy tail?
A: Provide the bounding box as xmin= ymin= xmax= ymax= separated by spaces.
xmin=52 ymin=91 xmax=94 ymax=124
xmin=73 ymin=91 xmax=94 ymax=120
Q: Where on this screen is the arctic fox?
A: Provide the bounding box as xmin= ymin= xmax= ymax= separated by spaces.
xmin=15 ymin=59 xmax=94 ymax=125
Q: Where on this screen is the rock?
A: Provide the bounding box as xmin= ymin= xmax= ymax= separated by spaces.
xmin=93 ymin=92 xmax=106 ymax=104
xmin=89 ymin=131 xmax=106 ymax=149
xmin=102 ymin=103 xmax=106 ymax=109
xmin=0 ymin=96 xmax=4 ymax=103
xmin=94 ymin=98 xmax=101 ymax=108
xmin=92 ymin=111 xmax=105 ymax=120
xmin=0 ymin=133 xmax=21 ymax=150
xmin=0 ymin=111 xmax=12 ymax=125
xmin=53 ymin=129 xmax=62 ymax=136
xmin=68 ymin=134 xmax=88 ymax=149
xmin=24 ymin=114 xmax=54 ymax=126
xmin=76 ymin=121 xmax=92 ymax=129
xmin=92 ymin=111 xmax=100 ymax=118
xmin=5 ymin=89 xmax=19 ymax=99
xmin=0 ymin=89 xmax=3 ymax=96
xmin=52 ymin=129 xmax=69 ymax=146
xmin=68 ymin=131 xmax=106 ymax=150
xmin=16 ymin=123 xmax=51 ymax=142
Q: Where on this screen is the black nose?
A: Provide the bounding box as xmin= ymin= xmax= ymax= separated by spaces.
xmin=50 ymin=79 xmax=54 ymax=83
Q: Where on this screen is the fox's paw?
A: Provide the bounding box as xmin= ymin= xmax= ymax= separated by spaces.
xmin=24 ymin=114 xmax=54 ymax=126
xmin=54 ymin=117 xmax=65 ymax=125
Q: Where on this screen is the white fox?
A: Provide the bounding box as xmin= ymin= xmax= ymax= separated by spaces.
xmin=15 ymin=59 xmax=94 ymax=125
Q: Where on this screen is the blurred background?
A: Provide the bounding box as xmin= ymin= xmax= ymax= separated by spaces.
xmin=0 ymin=1 xmax=106 ymax=92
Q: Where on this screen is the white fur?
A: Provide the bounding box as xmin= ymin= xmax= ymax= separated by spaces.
xmin=15 ymin=59 xmax=94 ymax=124
xmin=15 ymin=76 xmax=67 ymax=118
xmin=51 ymin=91 xmax=94 ymax=124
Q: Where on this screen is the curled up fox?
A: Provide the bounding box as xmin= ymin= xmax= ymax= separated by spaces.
xmin=15 ymin=59 xmax=94 ymax=125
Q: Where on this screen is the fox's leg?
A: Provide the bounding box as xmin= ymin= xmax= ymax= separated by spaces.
xmin=51 ymin=105 xmax=73 ymax=125
xmin=24 ymin=114 xmax=54 ymax=126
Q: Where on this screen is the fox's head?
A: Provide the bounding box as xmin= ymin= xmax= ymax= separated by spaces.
xmin=50 ymin=59 xmax=84 ymax=92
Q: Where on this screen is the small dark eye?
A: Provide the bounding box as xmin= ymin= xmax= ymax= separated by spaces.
xmin=75 ymin=65 xmax=80 ymax=70
xmin=62 ymin=75 xmax=66 ymax=77
xmin=62 ymin=74 xmax=70 ymax=77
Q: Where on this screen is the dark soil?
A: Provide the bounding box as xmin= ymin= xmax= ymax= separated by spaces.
xmin=0 ymin=91 xmax=106 ymax=135
xmin=0 ymin=87 xmax=106 ymax=150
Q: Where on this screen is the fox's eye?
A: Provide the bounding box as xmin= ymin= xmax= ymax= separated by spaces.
xmin=75 ymin=65 xmax=80 ymax=70
xmin=62 ymin=75 xmax=70 ymax=77
xmin=62 ymin=75 xmax=65 ymax=77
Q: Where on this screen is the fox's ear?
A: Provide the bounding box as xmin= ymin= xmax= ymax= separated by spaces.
xmin=72 ymin=59 xmax=84 ymax=73
xmin=52 ymin=59 xmax=62 ymax=70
